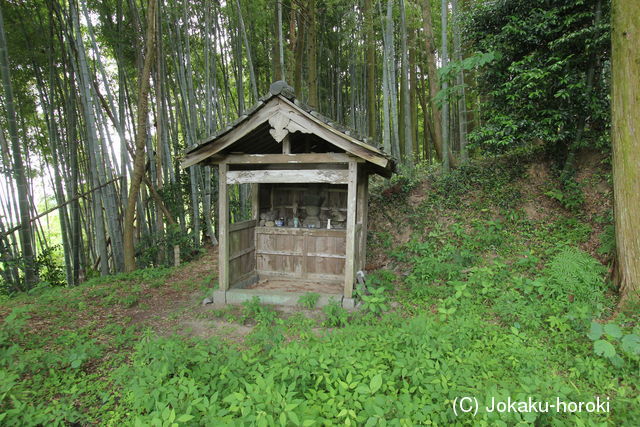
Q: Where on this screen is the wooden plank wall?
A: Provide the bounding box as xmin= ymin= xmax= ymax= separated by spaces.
xmin=256 ymin=228 xmax=346 ymax=282
xmin=228 ymin=220 xmax=257 ymax=286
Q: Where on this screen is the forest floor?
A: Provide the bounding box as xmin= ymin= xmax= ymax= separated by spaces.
xmin=1 ymin=149 xmax=639 ymax=425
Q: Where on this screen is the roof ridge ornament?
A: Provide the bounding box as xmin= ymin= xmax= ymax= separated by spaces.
xmin=269 ymin=80 xmax=295 ymax=100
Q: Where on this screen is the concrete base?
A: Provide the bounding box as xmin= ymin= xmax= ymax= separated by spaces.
xmin=212 ymin=290 xmax=227 ymax=308
xmin=217 ymin=288 xmax=342 ymax=308
xmin=342 ymin=297 xmax=356 ymax=310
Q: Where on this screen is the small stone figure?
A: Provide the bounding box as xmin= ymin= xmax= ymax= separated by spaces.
xmin=303 ymin=193 xmax=323 ymax=229
xmin=330 ymin=208 xmax=346 ymax=229
xmin=261 ymin=210 xmax=276 ymax=226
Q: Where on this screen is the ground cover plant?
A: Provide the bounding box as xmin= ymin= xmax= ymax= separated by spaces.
xmin=1 ymin=155 xmax=638 ymax=425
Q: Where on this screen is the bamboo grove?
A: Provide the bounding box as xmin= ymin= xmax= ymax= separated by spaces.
xmin=0 ymin=0 xmax=613 ymax=292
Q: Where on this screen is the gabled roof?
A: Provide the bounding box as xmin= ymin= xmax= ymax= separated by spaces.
xmin=181 ymin=81 xmax=394 ymax=177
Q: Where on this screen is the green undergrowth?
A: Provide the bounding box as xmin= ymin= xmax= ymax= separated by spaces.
xmin=114 ymin=310 xmax=636 ymax=426
xmin=0 ymin=267 xmax=179 ymax=425
xmin=2 ymin=156 xmax=638 ymax=425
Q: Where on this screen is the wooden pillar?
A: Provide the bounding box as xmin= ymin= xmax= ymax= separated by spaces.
xmin=344 ymin=161 xmax=358 ymax=299
xmin=356 ymin=164 xmax=369 ymax=271
xmin=218 ymin=162 xmax=229 ymax=290
xmin=282 ymin=134 xmax=291 ymax=154
xmin=251 ymin=183 xmax=259 ymax=220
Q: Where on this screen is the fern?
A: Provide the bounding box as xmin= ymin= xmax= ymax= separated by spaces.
xmin=544 ymin=247 xmax=606 ymax=307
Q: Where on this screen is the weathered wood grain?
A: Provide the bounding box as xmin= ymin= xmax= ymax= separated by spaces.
xmin=223 ymin=153 xmax=354 ymax=164
xmin=229 ymin=219 xmax=257 ymax=232
xmin=356 ymin=164 xmax=369 ymax=271
xmin=227 ymin=169 xmax=349 ymax=184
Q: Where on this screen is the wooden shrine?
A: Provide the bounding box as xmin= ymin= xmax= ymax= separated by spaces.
xmin=181 ymin=81 xmax=394 ymax=307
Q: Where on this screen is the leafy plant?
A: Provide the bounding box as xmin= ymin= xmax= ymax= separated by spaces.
xmin=359 ymin=286 xmax=389 ymax=316
xmin=64 ymin=339 xmax=102 ymax=369
xmin=587 ymin=321 xmax=640 ymax=367
xmin=0 ymin=307 xmax=29 ymax=342
xmin=297 ymin=292 xmax=320 ymax=309
xmin=365 ymin=270 xmax=395 ymax=292
xmin=241 ymin=296 xmax=277 ymax=325
xmin=245 ymin=324 xmax=285 ymax=352
xmin=41 ymin=248 xmax=66 ymax=285
xmin=322 ymin=298 xmax=348 ymax=327
xmin=545 ymin=173 xmax=584 ymax=212
xmin=284 ymin=313 xmax=316 ymax=339
xmin=473 ymin=219 xmax=505 ymax=248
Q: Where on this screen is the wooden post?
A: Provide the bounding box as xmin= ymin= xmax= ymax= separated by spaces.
xmin=251 ymin=183 xmax=259 ymax=220
xmin=356 ymin=164 xmax=369 ymax=271
xmin=343 ymin=161 xmax=358 ymax=302
xmin=218 ymin=163 xmax=229 ymax=291
xmin=282 ymin=134 xmax=291 ymax=154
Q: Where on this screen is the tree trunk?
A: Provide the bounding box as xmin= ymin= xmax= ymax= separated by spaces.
xmin=0 ymin=6 xmax=37 ymax=289
xmin=66 ymin=66 xmax=82 ymax=285
xmin=385 ymin=0 xmax=400 ymax=159
xmin=117 ymin=0 xmax=128 ymax=210
xmin=70 ymin=0 xmax=110 ymax=275
xmin=611 ymin=0 xmax=640 ymax=298
xmin=34 ymin=65 xmax=72 ymax=285
xmin=123 ymin=0 xmax=157 ymax=272
xmin=364 ymin=0 xmax=376 ymax=140
xmin=421 ymin=0 xmax=455 ymax=167
xmin=0 ymin=128 xmax=21 ymax=287
xmin=275 ymin=0 xmax=285 ymax=81
xmin=153 ymin=3 xmax=166 ymax=263
xmin=379 ymin=0 xmax=391 ymax=155
xmin=409 ymin=26 xmax=419 ymax=161
xmin=307 ymin=0 xmax=318 ymax=108
xmin=417 ymin=72 xmax=433 ymax=163
xmin=203 ymin=1 xmax=217 ymax=247
xmin=176 ymin=1 xmax=202 ymax=249
xmin=81 ymin=0 xmax=127 ymax=273
xmin=440 ymin=0 xmax=450 ymax=173
xmin=452 ymin=0 xmax=468 ymax=162
xmin=235 ymin=0 xmax=259 ymax=103
xmin=399 ymin=0 xmax=413 ymax=166
xmin=293 ymin=3 xmax=305 ymax=98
